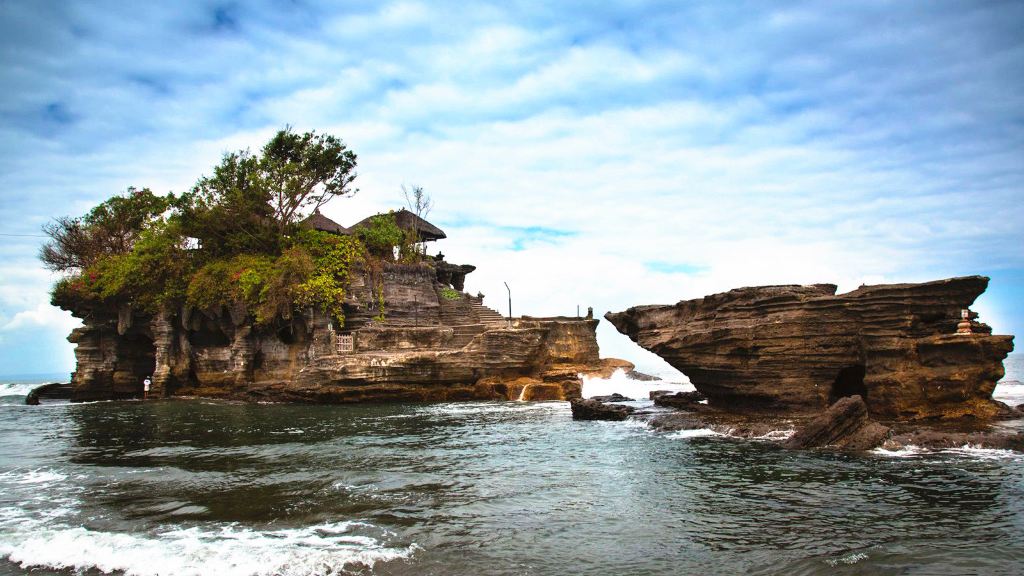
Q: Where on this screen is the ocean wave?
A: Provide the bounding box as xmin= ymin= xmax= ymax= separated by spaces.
xmin=993 ymin=380 xmax=1024 ymax=407
xmin=0 ymin=383 xmax=37 ymax=397
xmin=415 ymin=401 xmax=563 ymax=417
xmin=872 ymin=444 xmax=1023 ymax=460
xmin=0 ymin=468 xmax=69 ymax=485
xmin=0 ymin=519 xmax=418 ymax=576
xmin=581 ymin=368 xmax=694 ymax=399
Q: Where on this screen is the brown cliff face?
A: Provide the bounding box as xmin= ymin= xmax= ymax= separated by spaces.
xmin=62 ymin=262 xmax=606 ymax=403
xmin=606 ymin=276 xmax=1014 ymax=420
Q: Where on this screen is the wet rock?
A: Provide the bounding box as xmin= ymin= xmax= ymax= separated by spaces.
xmin=25 ymin=383 xmax=72 ymax=405
xmin=653 ymin=391 xmax=707 ymax=409
xmin=625 ymin=370 xmax=659 ymax=381
xmin=606 ymin=276 xmax=1014 ymax=420
xmin=570 ymin=398 xmax=635 ymax=421
xmin=885 ymin=428 xmax=1024 ymax=451
xmin=589 ymin=393 xmax=634 ymax=402
xmin=783 ymin=396 xmax=890 ymax=451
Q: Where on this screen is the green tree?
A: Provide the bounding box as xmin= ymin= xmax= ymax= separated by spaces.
xmin=40 ymin=187 xmax=172 ymax=272
xmin=356 ymin=212 xmax=404 ymax=258
xmin=176 ymin=127 xmax=358 ymax=257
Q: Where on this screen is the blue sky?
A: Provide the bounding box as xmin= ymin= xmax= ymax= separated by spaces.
xmin=1 ymin=1 xmax=1022 ymax=376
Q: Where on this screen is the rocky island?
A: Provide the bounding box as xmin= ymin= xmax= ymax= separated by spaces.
xmin=43 ymin=129 xmax=612 ymax=404
xmin=600 ymin=277 xmax=1020 ymax=451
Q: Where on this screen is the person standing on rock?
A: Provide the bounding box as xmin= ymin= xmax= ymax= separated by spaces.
xmin=143 ymin=376 xmax=151 ymax=400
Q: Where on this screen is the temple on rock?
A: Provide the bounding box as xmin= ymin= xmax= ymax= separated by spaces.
xmin=59 ymin=209 xmax=611 ymax=403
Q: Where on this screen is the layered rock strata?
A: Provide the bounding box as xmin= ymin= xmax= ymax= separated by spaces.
xmin=61 ymin=261 xmax=607 ymax=403
xmin=783 ymin=396 xmax=891 ymax=450
xmin=606 ymin=276 xmax=1014 ymax=420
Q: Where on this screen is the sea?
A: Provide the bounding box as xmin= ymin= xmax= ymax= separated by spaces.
xmin=0 ymin=354 xmax=1022 ymax=576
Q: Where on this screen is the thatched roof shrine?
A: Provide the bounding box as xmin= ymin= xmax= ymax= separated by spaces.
xmin=301 ymin=209 xmax=351 ymax=235
xmin=352 ymin=208 xmax=447 ymax=242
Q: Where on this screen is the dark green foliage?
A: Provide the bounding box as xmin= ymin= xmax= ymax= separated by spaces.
xmin=45 ymin=128 xmax=375 ymax=327
xmin=175 ymin=127 xmax=358 ymax=257
xmin=439 ymin=287 xmax=462 ymax=300
xmin=356 ymin=212 xmax=405 ymax=258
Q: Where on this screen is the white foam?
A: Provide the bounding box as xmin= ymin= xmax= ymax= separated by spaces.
xmin=581 ymin=369 xmax=694 ymax=399
xmin=0 ymin=383 xmax=38 ymax=397
xmin=872 ymin=445 xmax=928 ymax=458
xmin=0 ymin=468 xmax=68 ymax=485
xmin=416 ymin=401 xmax=560 ymax=417
xmin=944 ymin=445 xmax=1024 ymax=461
xmin=667 ymin=428 xmax=723 ymax=439
xmin=826 ymin=551 xmax=869 ymax=566
xmin=872 ymin=444 xmax=1023 ymax=460
xmin=993 ymin=381 xmax=1024 ymax=408
xmin=0 ymin=520 xmax=417 ymax=576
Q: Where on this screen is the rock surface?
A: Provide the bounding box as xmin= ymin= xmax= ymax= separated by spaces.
xmin=570 ymin=398 xmax=636 ymax=421
xmin=59 ymin=261 xmax=608 ymax=403
xmin=25 ymin=383 xmax=72 ymax=405
xmin=653 ymin=391 xmax=707 ymax=409
xmin=783 ymin=396 xmax=891 ymax=450
xmin=606 ymin=276 xmax=1014 ymax=420
xmin=590 ymin=393 xmax=634 ymax=402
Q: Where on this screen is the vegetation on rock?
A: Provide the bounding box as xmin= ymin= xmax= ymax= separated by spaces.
xmin=44 ymin=128 xmax=421 ymax=327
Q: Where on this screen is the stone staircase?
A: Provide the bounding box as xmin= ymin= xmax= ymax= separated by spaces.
xmin=449 ymin=324 xmax=486 ymax=348
xmin=437 ymin=293 xmax=475 ymax=325
xmin=470 ymin=298 xmax=507 ymax=326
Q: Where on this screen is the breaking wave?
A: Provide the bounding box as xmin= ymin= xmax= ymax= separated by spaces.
xmin=0 ymin=517 xmax=416 ymax=576
xmin=0 ymin=383 xmax=37 ymax=398
xmin=581 ymin=368 xmax=693 ymax=399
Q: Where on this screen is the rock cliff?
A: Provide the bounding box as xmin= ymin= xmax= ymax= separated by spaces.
xmin=62 ymin=260 xmax=608 ymax=403
xmin=606 ymin=276 xmax=1014 ymax=420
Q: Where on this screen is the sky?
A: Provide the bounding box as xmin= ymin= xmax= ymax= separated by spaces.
xmin=1 ymin=0 xmax=1023 ymax=377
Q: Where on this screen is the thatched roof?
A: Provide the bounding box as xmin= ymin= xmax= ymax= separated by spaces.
xmin=351 ymin=209 xmax=446 ymax=242
xmin=301 ymin=210 xmax=351 ymax=235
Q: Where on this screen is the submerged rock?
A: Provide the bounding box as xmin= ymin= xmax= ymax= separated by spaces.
xmin=606 ymin=276 xmax=1014 ymax=420
xmin=589 ymin=393 xmax=635 ymax=402
xmin=570 ymin=398 xmax=636 ymax=421
xmin=653 ymin=391 xmax=707 ymax=409
xmin=25 ymin=383 xmax=72 ymax=405
xmin=783 ymin=395 xmax=891 ymax=451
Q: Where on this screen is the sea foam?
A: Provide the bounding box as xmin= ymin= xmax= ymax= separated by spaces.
xmin=0 ymin=520 xmax=417 ymax=576
xmin=581 ymin=369 xmax=693 ymax=399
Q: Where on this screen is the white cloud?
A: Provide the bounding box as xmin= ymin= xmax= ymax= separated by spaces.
xmin=1 ymin=1 xmax=1022 ymax=374
xmin=1 ymin=302 xmax=80 ymax=334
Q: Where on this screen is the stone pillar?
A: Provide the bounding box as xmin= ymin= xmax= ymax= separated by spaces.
xmin=151 ymin=310 xmax=175 ymax=397
xmin=230 ymin=324 xmax=255 ymax=383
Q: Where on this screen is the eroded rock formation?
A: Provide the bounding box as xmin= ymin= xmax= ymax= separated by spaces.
xmin=606 ymin=276 xmax=1014 ymax=420
xmin=61 ymin=260 xmax=607 ymax=403
xmin=570 ymin=398 xmax=635 ymax=421
xmin=783 ymin=396 xmax=891 ymax=450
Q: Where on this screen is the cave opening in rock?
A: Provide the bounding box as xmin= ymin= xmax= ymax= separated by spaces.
xmin=118 ymin=333 xmax=156 ymax=398
xmin=829 ymin=365 xmax=867 ymax=405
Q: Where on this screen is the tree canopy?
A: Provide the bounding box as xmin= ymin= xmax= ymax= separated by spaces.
xmin=43 ymin=128 xmax=387 ymax=327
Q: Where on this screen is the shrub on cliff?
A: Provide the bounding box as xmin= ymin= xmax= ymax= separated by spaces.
xmin=45 ymin=128 xmax=371 ymax=327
